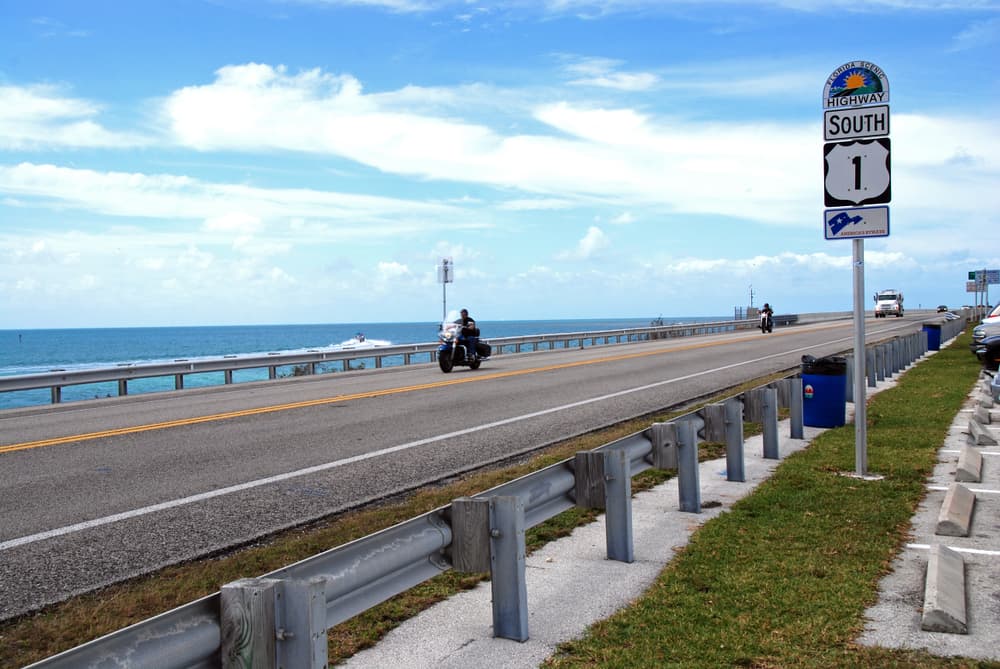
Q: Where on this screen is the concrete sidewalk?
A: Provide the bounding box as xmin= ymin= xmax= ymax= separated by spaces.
xmin=859 ymin=374 xmax=1000 ymax=660
xmin=342 ymin=357 xmax=1000 ymax=668
xmin=343 ymin=422 xmax=821 ymax=669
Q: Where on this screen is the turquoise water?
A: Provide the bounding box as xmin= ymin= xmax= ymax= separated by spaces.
xmin=0 ymin=317 xmax=722 ymax=409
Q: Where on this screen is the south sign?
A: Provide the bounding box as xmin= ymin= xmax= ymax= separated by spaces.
xmin=824 ymin=105 xmax=889 ymax=141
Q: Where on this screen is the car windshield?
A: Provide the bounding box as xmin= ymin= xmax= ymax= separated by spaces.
xmin=990 ymin=305 xmax=1000 ymax=318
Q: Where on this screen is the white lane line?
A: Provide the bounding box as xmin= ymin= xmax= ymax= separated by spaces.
xmin=941 ymin=450 xmax=1000 ymax=455
xmin=907 ymin=544 xmax=1000 ymax=557
xmin=0 ymin=333 xmax=860 ymax=552
xmin=927 ymin=485 xmax=1000 ymax=494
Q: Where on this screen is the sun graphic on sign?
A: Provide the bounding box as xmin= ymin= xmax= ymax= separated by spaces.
xmin=844 ymin=70 xmax=868 ymax=90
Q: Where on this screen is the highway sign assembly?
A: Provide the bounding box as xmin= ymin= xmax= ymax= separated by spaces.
xmin=824 ymin=205 xmax=889 ymax=240
xmin=821 ymin=59 xmax=891 ymax=478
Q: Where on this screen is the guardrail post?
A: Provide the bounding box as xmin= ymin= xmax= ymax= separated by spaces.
xmin=175 ymin=373 xmax=185 ymax=390
xmin=575 ymin=450 xmax=634 ymax=563
xmin=762 ymin=387 xmax=779 ymax=459
xmin=51 ymin=386 xmax=61 ymax=404
xmin=724 ymin=397 xmax=745 ymax=482
xmin=222 ymin=577 xmax=279 ymax=669
xmin=886 ymin=340 xmax=896 ymax=377
xmin=789 ymin=378 xmax=804 ymax=440
xmin=118 ymin=379 xmax=128 ymax=397
xmin=866 ymin=348 xmax=877 ymax=388
xmin=490 ymin=495 xmax=529 ymax=641
xmin=647 ymin=422 xmax=677 ymax=470
xmin=276 ymin=578 xmax=328 ymax=669
xmin=451 ymin=497 xmax=491 ymax=573
xmin=701 ymin=403 xmax=727 ymax=443
xmin=875 ymin=346 xmax=885 ymax=382
xmin=742 ymin=388 xmax=764 ymax=423
xmin=676 ymin=420 xmax=700 ymax=513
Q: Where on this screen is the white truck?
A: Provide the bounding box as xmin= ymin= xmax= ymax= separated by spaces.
xmin=873 ymin=289 xmax=904 ymax=318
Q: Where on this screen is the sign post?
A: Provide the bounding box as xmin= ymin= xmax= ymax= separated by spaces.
xmin=823 ymin=61 xmax=890 ymax=477
xmin=438 ymin=258 xmax=454 ymax=322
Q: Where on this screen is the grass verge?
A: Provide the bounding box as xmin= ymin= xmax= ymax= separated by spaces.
xmin=543 ymin=331 xmax=996 ymax=668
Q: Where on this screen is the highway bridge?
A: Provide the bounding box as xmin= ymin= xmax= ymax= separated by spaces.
xmin=0 ymin=314 xmax=933 ymax=622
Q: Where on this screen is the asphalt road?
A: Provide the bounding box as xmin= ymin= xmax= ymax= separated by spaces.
xmin=0 ymin=316 xmax=924 ymax=621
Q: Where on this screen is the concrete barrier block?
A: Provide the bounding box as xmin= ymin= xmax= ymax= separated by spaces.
xmin=921 ymin=545 xmax=967 ymax=634
xmin=955 ymin=446 xmax=983 ymax=483
xmin=936 ymin=483 xmax=976 ymax=537
xmin=973 ymin=405 xmax=991 ymax=425
xmin=968 ymin=419 xmax=998 ymax=446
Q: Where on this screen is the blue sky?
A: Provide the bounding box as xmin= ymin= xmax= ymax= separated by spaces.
xmin=1 ymin=0 xmax=998 ymax=328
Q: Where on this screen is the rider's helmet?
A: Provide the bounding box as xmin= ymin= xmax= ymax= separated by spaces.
xmin=763 ymin=303 xmax=770 ymax=310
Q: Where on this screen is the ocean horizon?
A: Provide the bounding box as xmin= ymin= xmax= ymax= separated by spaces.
xmin=0 ymin=316 xmax=727 ymax=409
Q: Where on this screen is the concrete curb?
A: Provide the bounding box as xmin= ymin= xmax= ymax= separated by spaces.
xmin=921 ymin=545 xmax=968 ymax=634
xmin=936 ymin=483 xmax=976 ymax=537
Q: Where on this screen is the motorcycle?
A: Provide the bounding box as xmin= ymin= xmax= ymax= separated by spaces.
xmin=437 ymin=322 xmax=490 ymax=373
xmin=760 ymin=311 xmax=773 ymax=334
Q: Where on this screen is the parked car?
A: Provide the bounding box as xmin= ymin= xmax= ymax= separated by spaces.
xmin=976 ymin=334 xmax=1000 ymax=371
xmin=971 ymin=304 xmax=1000 ymax=355
xmin=936 ymin=305 xmax=948 ymax=312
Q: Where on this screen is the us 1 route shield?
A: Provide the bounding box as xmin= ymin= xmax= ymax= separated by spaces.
xmin=823 ymin=138 xmax=891 ymax=207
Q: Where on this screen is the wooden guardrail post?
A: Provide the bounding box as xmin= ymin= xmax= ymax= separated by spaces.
xmin=222 ymin=578 xmax=279 ymax=669
xmin=451 ymin=497 xmax=491 ymax=573
xmin=647 ymin=422 xmax=677 ymax=470
xmin=700 ymin=403 xmax=727 ymax=443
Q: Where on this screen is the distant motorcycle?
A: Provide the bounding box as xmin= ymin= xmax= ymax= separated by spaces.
xmin=760 ymin=312 xmax=773 ymax=334
xmin=437 ymin=322 xmax=490 ymax=373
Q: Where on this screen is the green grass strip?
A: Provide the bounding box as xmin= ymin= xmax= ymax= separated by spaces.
xmin=544 ymin=332 xmax=998 ymax=669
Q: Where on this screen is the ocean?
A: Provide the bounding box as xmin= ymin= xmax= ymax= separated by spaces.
xmin=0 ymin=316 xmax=722 ymax=410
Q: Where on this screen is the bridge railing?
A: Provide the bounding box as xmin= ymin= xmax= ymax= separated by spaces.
xmin=0 ymin=319 xmax=759 ymax=406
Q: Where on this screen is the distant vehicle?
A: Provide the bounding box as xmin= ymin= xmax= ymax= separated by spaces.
xmin=936 ymin=305 xmax=948 ymax=312
xmin=873 ymin=289 xmax=904 ymax=318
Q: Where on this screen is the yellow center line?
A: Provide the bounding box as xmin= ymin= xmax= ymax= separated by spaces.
xmin=0 ymin=325 xmax=839 ymax=455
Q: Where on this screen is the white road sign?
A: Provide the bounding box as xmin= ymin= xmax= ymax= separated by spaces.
xmin=824 ymin=105 xmax=889 ymax=141
xmin=824 ymin=138 xmax=891 ymax=207
xmin=824 ymin=206 xmax=889 ymax=240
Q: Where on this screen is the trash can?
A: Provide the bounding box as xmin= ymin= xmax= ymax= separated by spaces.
xmin=922 ymin=322 xmax=942 ymax=351
xmin=801 ymin=355 xmax=847 ymax=428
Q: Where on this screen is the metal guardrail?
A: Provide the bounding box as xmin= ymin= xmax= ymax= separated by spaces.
xmin=25 ymin=327 xmax=939 ymax=668
xmin=0 ymin=319 xmax=758 ymax=406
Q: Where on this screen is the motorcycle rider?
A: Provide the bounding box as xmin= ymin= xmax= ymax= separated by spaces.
xmin=761 ymin=303 xmax=774 ymax=332
xmin=456 ymin=308 xmax=480 ymax=360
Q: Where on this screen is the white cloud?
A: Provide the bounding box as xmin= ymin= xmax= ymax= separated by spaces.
xmin=0 ymin=84 xmax=150 ymax=150
xmin=557 ymin=225 xmax=610 ymax=260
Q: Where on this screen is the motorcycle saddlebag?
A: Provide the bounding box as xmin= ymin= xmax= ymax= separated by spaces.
xmin=476 ymin=341 xmax=492 ymax=358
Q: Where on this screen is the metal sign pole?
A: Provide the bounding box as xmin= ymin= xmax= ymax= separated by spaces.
xmin=853 ymin=239 xmax=867 ymax=475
